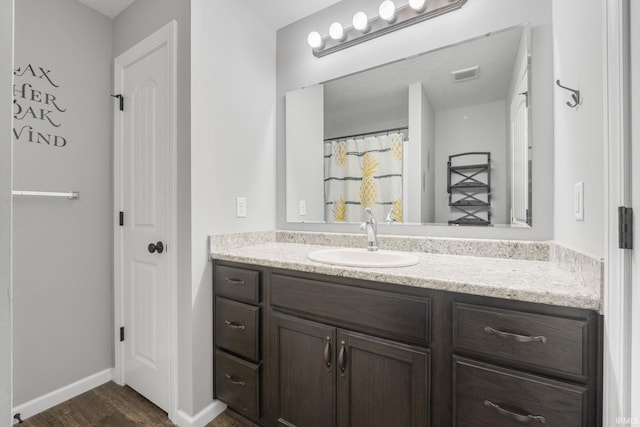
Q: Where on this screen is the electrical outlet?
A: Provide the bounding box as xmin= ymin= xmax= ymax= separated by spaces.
xmin=299 ymin=200 xmax=307 ymax=216
xmin=574 ymin=182 xmax=584 ymax=221
xmin=236 ymin=197 xmax=247 ymax=218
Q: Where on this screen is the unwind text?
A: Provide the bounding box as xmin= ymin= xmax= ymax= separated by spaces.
xmin=13 ymin=64 xmax=68 ymax=147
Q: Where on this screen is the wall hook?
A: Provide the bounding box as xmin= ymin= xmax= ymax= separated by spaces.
xmin=556 ymin=80 xmax=581 ymax=108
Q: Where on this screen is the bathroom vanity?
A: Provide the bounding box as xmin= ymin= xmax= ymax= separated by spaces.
xmin=211 ymin=240 xmax=602 ymax=427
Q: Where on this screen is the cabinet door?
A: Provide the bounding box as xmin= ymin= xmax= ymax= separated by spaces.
xmin=336 ymin=330 xmax=430 ymax=427
xmin=270 ymin=312 xmax=336 ymax=427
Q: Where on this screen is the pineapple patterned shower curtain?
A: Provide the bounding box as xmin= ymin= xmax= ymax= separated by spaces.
xmin=324 ymin=132 xmax=405 ymax=223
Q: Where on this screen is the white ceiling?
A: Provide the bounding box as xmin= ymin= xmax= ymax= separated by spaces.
xmin=243 ymin=0 xmax=342 ymax=30
xmin=75 ymin=0 xmax=136 ymax=19
xmin=324 ymin=26 xmax=524 ymax=130
xmin=74 ymin=0 xmax=341 ymax=27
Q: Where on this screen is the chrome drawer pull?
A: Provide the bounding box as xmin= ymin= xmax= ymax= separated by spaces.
xmin=484 ymin=400 xmax=546 ymax=424
xmin=225 ymin=374 xmax=246 ymax=387
xmin=224 ymin=320 xmax=246 ymax=330
xmin=484 ymin=327 xmax=547 ymax=344
xmin=224 ymin=277 xmax=246 ymax=286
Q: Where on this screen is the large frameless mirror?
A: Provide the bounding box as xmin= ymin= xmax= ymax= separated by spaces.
xmin=286 ymin=25 xmax=532 ymax=227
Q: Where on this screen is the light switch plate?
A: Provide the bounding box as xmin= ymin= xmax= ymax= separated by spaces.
xmin=574 ymin=182 xmax=584 ymax=221
xmin=299 ymin=200 xmax=307 ymax=216
xmin=236 ymin=197 xmax=247 ymax=218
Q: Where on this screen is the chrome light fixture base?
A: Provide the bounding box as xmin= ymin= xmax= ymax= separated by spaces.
xmin=311 ymin=0 xmax=467 ymax=58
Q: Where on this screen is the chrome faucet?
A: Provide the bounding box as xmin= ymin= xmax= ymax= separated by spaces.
xmin=360 ymin=208 xmax=378 ymax=251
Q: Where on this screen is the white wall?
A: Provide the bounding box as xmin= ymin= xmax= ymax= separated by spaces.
xmin=422 ymin=86 xmax=436 ymax=224
xmin=191 ymin=0 xmax=276 ymax=414
xmin=406 ymin=83 xmax=423 ymax=223
xmin=407 ymin=83 xmax=431 ymax=223
xmin=552 ymin=0 xmax=605 ymax=258
xmin=113 ymin=0 xmax=194 ymax=414
xmin=12 ymin=0 xmax=113 ymax=406
xmin=286 ymin=86 xmax=324 ymax=222
xmin=276 ymin=0 xmax=554 ymax=240
xmin=1 ymin=1 xmax=14 ymax=424
xmin=324 ymin=95 xmax=407 ymax=141
xmin=435 ymin=101 xmax=507 ymax=225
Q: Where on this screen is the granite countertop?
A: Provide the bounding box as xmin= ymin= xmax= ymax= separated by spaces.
xmin=211 ymin=242 xmax=601 ymax=312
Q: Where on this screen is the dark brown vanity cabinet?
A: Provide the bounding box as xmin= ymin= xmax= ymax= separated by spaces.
xmin=267 ymin=273 xmax=431 ymax=427
xmin=213 ymin=260 xmax=602 ymax=427
xmin=451 ymin=299 xmax=601 ymax=427
xmin=213 ymin=263 xmax=264 ymax=424
xmin=269 ymin=312 xmax=430 ymax=427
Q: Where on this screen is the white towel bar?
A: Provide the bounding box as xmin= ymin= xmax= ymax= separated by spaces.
xmin=12 ymin=190 xmax=79 ymax=200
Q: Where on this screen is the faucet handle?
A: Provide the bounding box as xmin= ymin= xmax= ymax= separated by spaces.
xmin=364 ymin=207 xmax=376 ymax=223
xmin=385 ymin=209 xmax=393 ymax=223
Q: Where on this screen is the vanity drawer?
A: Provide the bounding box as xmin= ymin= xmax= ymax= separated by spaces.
xmin=214 ymin=265 xmax=260 ymax=303
xmin=270 ymin=273 xmax=431 ymax=345
xmin=453 ymin=303 xmax=589 ymax=379
xmin=453 ymin=357 xmax=588 ymax=427
xmin=215 ymin=349 xmax=260 ymax=420
xmin=215 ymin=298 xmax=260 ymax=361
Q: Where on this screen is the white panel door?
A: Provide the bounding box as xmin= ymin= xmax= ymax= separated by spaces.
xmin=120 ymin=39 xmax=170 ymax=412
xmin=631 ymin=0 xmax=640 ymax=419
xmin=510 ymin=64 xmax=529 ymax=226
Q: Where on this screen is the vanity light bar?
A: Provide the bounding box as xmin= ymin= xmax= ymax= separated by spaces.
xmin=308 ymin=0 xmax=467 ymax=58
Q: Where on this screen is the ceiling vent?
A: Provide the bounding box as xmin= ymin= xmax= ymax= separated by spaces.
xmin=451 ymin=66 xmax=480 ymax=82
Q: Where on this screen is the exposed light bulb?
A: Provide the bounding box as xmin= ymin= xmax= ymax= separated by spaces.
xmin=307 ymin=31 xmax=323 ymax=49
xmin=352 ymin=11 xmax=370 ymax=32
xmin=408 ymin=0 xmax=427 ymax=12
xmin=379 ymin=0 xmax=396 ymax=23
xmin=329 ymin=22 xmax=345 ymax=41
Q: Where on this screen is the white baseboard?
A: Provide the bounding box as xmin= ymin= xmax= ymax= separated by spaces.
xmin=12 ymin=368 xmax=113 ymax=423
xmin=174 ymin=400 xmax=227 ymax=427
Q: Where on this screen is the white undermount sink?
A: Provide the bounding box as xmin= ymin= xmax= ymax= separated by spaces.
xmin=307 ymin=247 xmax=420 ymax=268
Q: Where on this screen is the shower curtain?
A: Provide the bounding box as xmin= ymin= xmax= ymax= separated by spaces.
xmin=324 ymin=132 xmax=405 ymax=223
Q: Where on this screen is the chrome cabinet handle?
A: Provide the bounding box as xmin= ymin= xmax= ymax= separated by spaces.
xmin=324 ymin=336 xmax=332 ymax=370
xmin=484 ymin=327 xmax=547 ymax=344
xmin=225 ymin=374 xmax=246 ymax=387
xmin=484 ymin=400 xmax=546 ymax=424
xmin=224 ymin=320 xmax=245 ymax=330
xmin=338 ymin=340 xmax=347 ymax=375
xmin=224 ymin=277 xmax=245 ymax=286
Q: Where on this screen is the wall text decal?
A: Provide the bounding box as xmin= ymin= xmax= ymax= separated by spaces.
xmin=13 ymin=64 xmax=68 ymax=147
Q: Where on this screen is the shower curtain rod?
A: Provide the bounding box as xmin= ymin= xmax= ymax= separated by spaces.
xmin=324 ymin=126 xmax=408 ymax=142
xmin=12 ymin=190 xmax=80 ymax=200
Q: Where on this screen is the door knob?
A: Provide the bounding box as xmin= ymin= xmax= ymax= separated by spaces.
xmin=148 ymin=241 xmax=164 ymax=254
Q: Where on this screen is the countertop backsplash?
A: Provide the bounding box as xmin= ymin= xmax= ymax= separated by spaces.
xmin=275 ymin=231 xmax=551 ymax=261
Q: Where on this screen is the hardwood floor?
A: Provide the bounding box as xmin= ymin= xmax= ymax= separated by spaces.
xmin=19 ymin=382 xmax=252 ymax=427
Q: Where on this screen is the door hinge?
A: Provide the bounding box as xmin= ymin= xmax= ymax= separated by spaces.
xmin=120 ymin=327 xmax=125 ymax=342
xmin=618 ymin=206 xmax=633 ymax=249
xmin=518 ymin=91 xmax=529 ymax=108
xmin=111 ymin=94 xmax=124 ymax=111
xmin=119 ymin=211 xmax=124 ymax=226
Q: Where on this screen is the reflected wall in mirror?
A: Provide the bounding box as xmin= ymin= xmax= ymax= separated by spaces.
xmin=286 ymin=25 xmax=533 ymax=227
